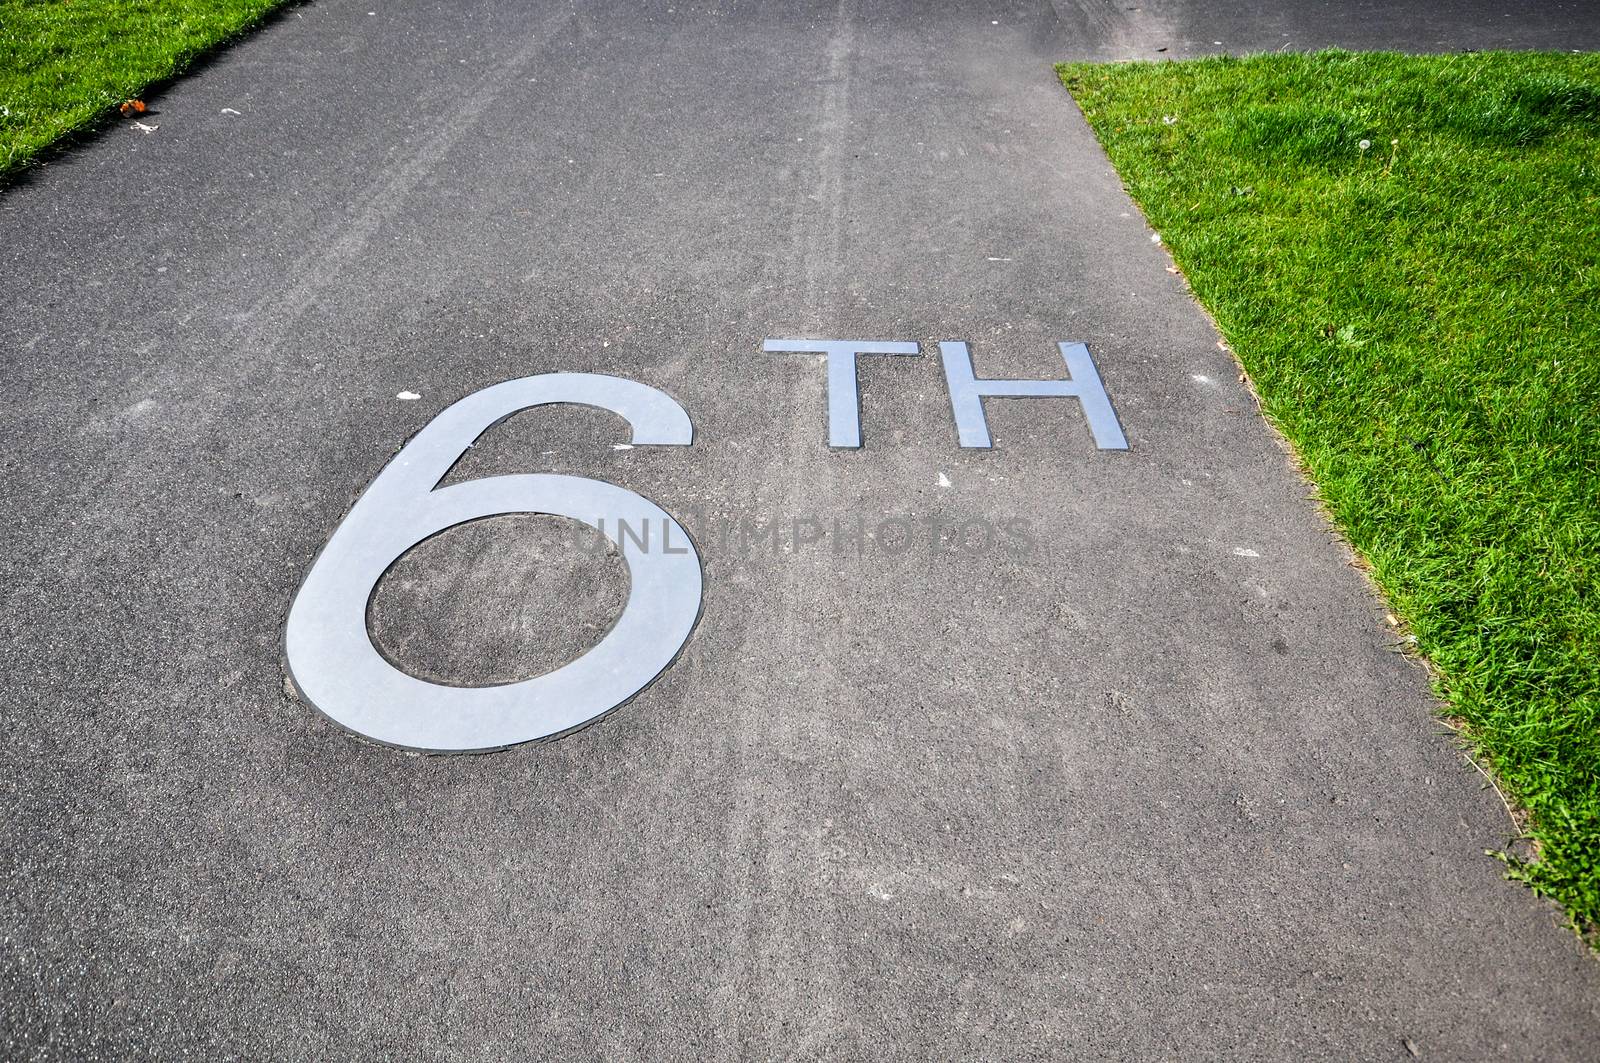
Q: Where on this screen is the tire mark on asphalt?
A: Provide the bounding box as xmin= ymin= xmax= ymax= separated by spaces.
xmin=1048 ymin=0 xmax=1178 ymax=59
xmin=717 ymin=1 xmax=859 ymax=1055
xmin=66 ymin=5 xmax=577 ymax=456
xmin=226 ymin=15 xmax=570 ymax=375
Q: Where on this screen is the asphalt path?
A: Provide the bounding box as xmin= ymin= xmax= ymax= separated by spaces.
xmin=4 ymin=1 xmax=1599 ymax=1058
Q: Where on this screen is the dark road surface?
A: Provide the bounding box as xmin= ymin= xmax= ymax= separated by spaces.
xmin=4 ymin=1 xmax=1598 ymax=1058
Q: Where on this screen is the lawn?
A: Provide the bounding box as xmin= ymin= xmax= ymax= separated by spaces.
xmin=1059 ymin=51 xmax=1600 ymax=938
xmin=0 ymin=0 xmax=290 ymax=177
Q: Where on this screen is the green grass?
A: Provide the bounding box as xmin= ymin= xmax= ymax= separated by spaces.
xmin=1059 ymin=51 xmax=1600 ymax=938
xmin=0 ymin=0 xmax=291 ymax=177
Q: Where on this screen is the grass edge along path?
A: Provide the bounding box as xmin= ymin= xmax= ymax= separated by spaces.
xmin=0 ymin=0 xmax=295 ymax=179
xmin=1058 ymin=50 xmax=1600 ymax=941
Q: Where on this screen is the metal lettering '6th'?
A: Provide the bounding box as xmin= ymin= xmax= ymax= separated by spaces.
xmin=284 ymin=339 xmax=1126 ymax=752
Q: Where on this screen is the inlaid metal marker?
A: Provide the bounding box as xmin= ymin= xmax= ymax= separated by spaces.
xmin=762 ymin=338 xmax=920 ymax=447
xmin=939 ymin=341 xmax=1128 ymax=449
xmin=285 ymin=374 xmax=702 ymax=753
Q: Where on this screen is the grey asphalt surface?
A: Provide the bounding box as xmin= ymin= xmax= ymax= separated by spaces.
xmin=4 ymin=1 xmax=1599 ymax=1059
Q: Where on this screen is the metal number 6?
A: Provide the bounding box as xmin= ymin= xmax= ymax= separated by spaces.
xmin=285 ymin=374 xmax=702 ymax=753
